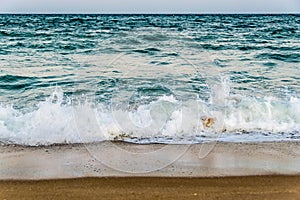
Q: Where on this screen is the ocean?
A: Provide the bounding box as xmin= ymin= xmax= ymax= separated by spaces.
xmin=0 ymin=14 xmax=299 ymax=146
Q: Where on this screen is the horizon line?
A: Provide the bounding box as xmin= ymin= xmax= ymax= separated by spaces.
xmin=0 ymin=12 xmax=299 ymax=15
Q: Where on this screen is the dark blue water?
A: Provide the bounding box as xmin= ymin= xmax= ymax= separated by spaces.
xmin=0 ymin=14 xmax=299 ymax=145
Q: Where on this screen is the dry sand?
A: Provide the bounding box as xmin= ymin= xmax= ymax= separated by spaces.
xmin=1 ymin=176 xmax=300 ymax=200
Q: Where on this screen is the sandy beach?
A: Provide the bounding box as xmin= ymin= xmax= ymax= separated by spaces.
xmin=1 ymin=141 xmax=300 ymax=199
xmin=1 ymin=141 xmax=300 ymax=179
xmin=1 ymin=176 xmax=300 ymax=200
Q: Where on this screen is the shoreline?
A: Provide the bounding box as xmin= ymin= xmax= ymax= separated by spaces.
xmin=1 ymin=141 xmax=300 ymax=180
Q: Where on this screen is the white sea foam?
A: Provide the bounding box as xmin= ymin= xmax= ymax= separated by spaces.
xmin=224 ymin=95 xmax=300 ymax=132
xmin=0 ymin=84 xmax=299 ymax=146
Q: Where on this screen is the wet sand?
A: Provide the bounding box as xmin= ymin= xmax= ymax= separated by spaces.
xmin=1 ymin=142 xmax=300 ymax=179
xmin=1 ymin=176 xmax=300 ymax=200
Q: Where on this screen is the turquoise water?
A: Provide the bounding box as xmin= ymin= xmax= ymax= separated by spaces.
xmin=0 ymin=14 xmax=299 ymax=145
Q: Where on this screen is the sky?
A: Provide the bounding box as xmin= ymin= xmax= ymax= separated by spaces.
xmin=0 ymin=0 xmax=299 ymax=14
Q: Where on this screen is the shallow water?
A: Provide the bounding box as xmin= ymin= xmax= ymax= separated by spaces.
xmin=0 ymin=14 xmax=299 ymax=145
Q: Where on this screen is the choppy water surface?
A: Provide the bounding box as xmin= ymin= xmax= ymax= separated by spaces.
xmin=0 ymin=14 xmax=299 ymax=145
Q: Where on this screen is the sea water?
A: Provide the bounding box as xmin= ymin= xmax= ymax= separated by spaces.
xmin=0 ymin=14 xmax=299 ymax=146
